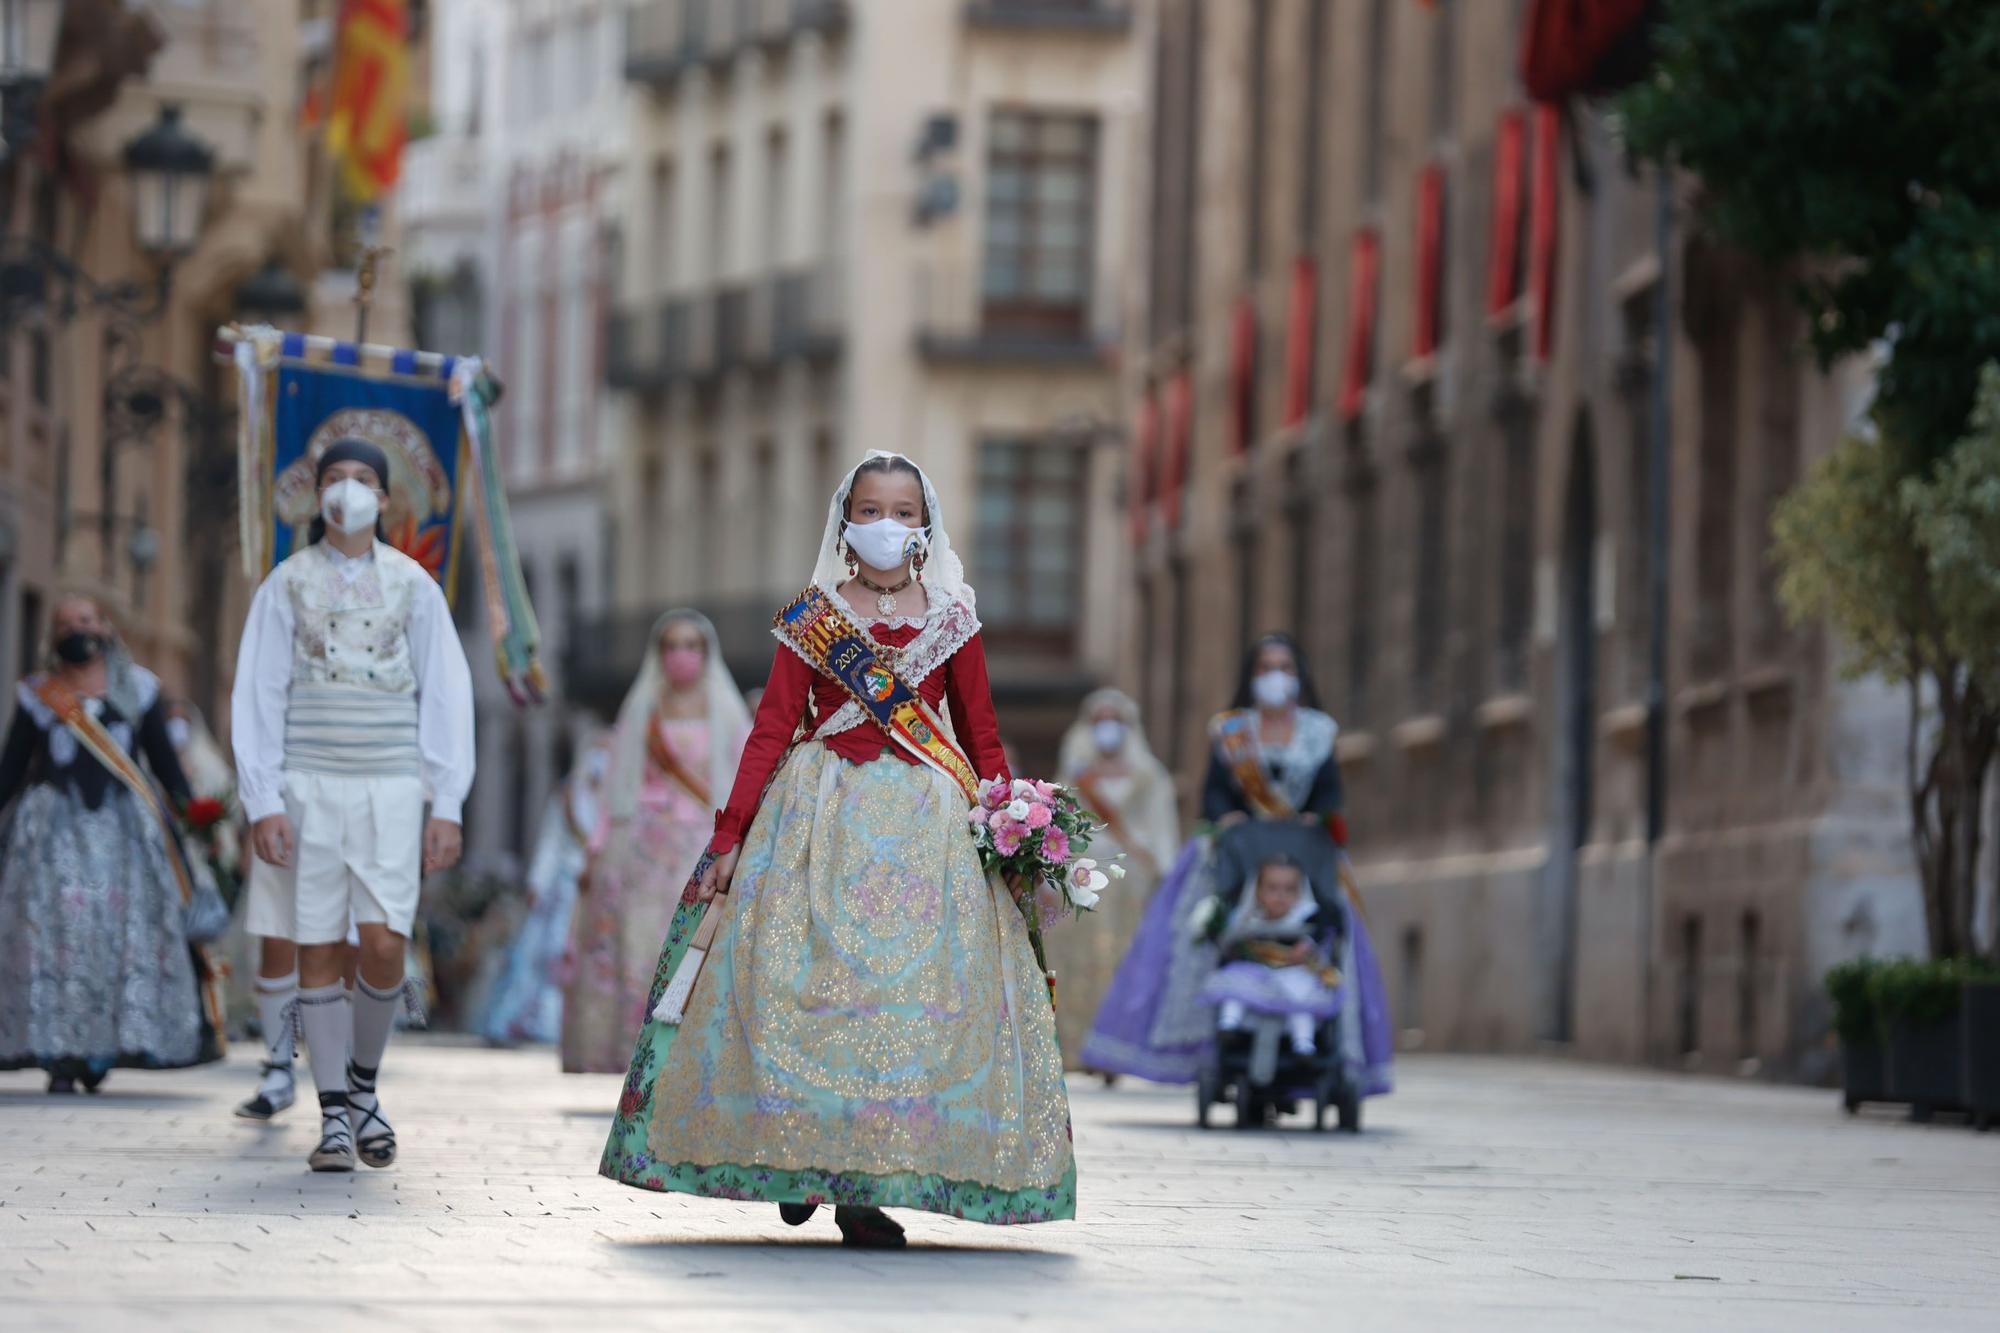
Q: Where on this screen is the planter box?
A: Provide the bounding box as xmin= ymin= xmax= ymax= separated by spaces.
xmin=1965 ymin=981 xmax=2000 ymax=1131
xmin=1884 ymin=1012 xmax=1966 ymax=1115
xmin=1839 ymin=1035 xmax=1890 ymax=1113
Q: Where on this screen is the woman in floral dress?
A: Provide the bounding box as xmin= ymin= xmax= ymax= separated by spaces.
xmin=0 ymin=596 xmax=223 ymax=1090
xmin=561 ymin=613 xmax=747 ymax=1073
xmin=600 ymin=452 xmax=1075 ymax=1247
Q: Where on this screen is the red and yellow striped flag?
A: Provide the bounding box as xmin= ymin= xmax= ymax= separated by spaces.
xmin=324 ymin=0 xmax=409 ymax=203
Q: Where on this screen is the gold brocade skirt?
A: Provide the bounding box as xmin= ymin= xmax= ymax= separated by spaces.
xmin=640 ymin=744 xmax=1075 ymax=1200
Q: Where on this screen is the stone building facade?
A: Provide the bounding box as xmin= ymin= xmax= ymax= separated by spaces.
xmin=403 ymin=0 xmax=624 ymax=873
xmin=1122 ymin=0 xmax=1921 ymax=1078
xmin=0 ymin=1 xmax=379 ymax=728
xmin=593 ymin=0 xmax=1145 ymax=776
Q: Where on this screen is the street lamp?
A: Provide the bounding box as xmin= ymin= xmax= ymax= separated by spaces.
xmin=122 ymin=104 xmax=215 ymax=258
xmin=0 ymin=102 xmax=218 ymax=329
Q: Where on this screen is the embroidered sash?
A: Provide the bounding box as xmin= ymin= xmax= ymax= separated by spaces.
xmin=1212 ymin=709 xmax=1297 ymax=819
xmin=34 ymin=679 xmax=195 ymax=908
xmin=645 ymin=713 xmax=713 ymax=810
xmin=774 ymin=585 xmax=982 ymax=804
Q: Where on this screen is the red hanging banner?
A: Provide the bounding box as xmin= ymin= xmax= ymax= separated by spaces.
xmin=1527 ymin=103 xmax=1561 ymax=361
xmin=1338 ymin=228 xmax=1381 ymax=422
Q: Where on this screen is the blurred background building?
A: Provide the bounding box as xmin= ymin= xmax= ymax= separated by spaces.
xmin=3 ymin=1 xmax=1980 ymax=1077
xmin=590 ymin=0 xmax=1142 ymax=775
xmin=404 ymin=0 xmax=624 ymax=874
xmin=1122 ymin=0 xmax=1916 ymax=1079
xmin=0 ymin=0 xmax=402 ymax=728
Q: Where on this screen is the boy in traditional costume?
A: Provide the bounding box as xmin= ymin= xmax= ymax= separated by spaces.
xmin=231 ymin=439 xmax=475 ymax=1172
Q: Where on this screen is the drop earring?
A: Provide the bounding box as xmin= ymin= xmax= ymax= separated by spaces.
xmin=912 ymin=549 xmax=927 ymax=583
xmin=842 ymin=540 xmax=858 ymax=578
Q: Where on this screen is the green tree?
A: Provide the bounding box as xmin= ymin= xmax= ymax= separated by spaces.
xmin=1620 ymin=0 xmax=2000 ymax=466
xmin=1772 ymin=367 xmax=2000 ymax=961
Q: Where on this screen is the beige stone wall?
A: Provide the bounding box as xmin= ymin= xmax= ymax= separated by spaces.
xmin=1120 ymin=0 xmax=1915 ymax=1078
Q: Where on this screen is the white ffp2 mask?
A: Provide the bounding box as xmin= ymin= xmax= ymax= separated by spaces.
xmin=321 ymin=478 xmax=381 ymax=536
xmin=1252 ymin=670 xmax=1299 ymax=709
xmin=844 ymin=518 xmax=927 ymax=571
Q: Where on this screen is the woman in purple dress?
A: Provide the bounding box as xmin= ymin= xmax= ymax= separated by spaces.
xmin=1081 ymin=633 xmax=1389 ymax=1100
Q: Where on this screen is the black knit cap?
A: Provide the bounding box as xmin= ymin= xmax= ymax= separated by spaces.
xmin=315 ymin=438 xmax=392 ymax=495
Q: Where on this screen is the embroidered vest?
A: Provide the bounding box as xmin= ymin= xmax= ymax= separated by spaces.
xmin=277 ymin=542 xmax=426 ymax=777
xmin=279 ymin=542 xmax=426 ymax=695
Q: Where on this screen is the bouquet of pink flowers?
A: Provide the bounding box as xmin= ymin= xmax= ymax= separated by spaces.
xmin=969 ymin=777 xmax=1120 ymax=1006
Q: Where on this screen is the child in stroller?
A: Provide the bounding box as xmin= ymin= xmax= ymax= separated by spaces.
xmin=1206 ymin=856 xmax=1339 ymax=1054
xmin=1193 ymin=847 xmax=1360 ymax=1130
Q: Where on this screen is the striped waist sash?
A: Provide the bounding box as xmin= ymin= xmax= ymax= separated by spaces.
xmin=284 ymin=684 xmax=420 ymax=777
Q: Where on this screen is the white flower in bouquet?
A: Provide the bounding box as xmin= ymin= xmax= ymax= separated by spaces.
xmin=1012 ymin=778 xmax=1038 ymax=800
xmin=1066 ymin=857 xmax=1109 ymax=911
xmin=1006 ymin=798 xmax=1033 ymax=822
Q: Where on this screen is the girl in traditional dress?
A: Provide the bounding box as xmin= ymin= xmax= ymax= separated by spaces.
xmin=479 ymin=737 xmax=609 ymax=1046
xmin=562 ymin=614 xmax=747 ymax=1073
xmin=600 ymin=452 xmax=1076 ymax=1247
xmin=1080 ymin=633 xmax=1347 ymax=1083
xmin=1050 ymin=689 xmax=1181 ymax=1062
xmin=0 ymin=596 xmax=224 ymax=1091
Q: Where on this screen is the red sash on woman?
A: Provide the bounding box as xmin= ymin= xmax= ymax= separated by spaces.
xmin=1210 ymin=709 xmax=1298 ymax=819
xmin=645 ymin=713 xmax=714 ymax=810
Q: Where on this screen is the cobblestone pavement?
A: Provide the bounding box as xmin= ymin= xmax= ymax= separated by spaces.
xmin=3 ymin=1041 xmax=1996 ymax=1331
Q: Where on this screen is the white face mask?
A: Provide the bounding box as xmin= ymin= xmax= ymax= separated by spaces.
xmin=844 ymin=517 xmax=928 ymax=571
xmin=1092 ymin=719 xmax=1127 ymax=754
xmin=321 ymin=478 xmax=381 ymax=536
xmin=166 ymin=718 xmax=192 ymax=751
xmin=1252 ymin=669 xmax=1300 ymax=709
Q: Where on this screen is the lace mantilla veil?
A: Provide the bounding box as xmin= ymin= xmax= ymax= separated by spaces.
xmin=809 ymin=450 xmax=975 ymax=613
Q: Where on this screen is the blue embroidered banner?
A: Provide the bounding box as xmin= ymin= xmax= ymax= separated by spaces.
xmin=268 ymin=357 xmax=465 ymax=586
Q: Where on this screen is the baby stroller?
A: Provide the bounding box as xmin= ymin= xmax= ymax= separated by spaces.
xmin=1191 ymin=821 xmax=1365 ymax=1132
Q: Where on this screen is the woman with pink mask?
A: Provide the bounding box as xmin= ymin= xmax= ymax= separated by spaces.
xmin=559 ymin=612 xmax=749 ymax=1073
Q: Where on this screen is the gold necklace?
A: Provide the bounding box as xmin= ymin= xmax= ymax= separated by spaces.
xmin=854 ymin=569 xmax=915 ymax=617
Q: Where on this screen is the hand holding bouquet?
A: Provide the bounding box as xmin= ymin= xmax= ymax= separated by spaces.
xmin=968 ymin=777 xmax=1124 ymax=1005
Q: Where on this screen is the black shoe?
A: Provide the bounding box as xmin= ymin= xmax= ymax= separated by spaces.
xmin=779 ymin=1202 xmax=819 ymax=1227
xmin=835 ymin=1206 xmax=907 ymax=1250
xmin=47 ymin=1076 xmax=76 ymax=1095
xmin=347 ymin=1060 xmax=396 ymax=1168
xmin=236 ymin=1063 xmax=296 ymax=1121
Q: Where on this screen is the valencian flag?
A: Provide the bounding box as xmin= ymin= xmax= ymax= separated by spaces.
xmin=223 ymin=325 xmax=547 ymax=704
xmin=325 ymin=0 xmax=410 ymax=202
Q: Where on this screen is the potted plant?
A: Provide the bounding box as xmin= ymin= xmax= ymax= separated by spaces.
xmin=1826 ymin=960 xmax=1887 ymax=1113
xmin=1962 ymin=972 xmax=2000 ymax=1132
xmin=1871 ymin=960 xmax=1972 ymax=1117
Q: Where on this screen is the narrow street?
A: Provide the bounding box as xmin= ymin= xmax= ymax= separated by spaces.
xmin=3 ymin=1042 xmax=1995 ymax=1331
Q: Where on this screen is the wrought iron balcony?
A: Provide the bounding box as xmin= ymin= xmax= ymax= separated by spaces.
xmin=963 ymin=0 xmax=1132 ymax=34
xmin=912 ymin=262 xmax=1112 ymax=368
xmin=773 ymin=265 xmax=844 ymax=362
xmin=625 ymin=0 xmax=850 ymax=86
xmin=605 ymin=300 xmax=693 ymax=391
